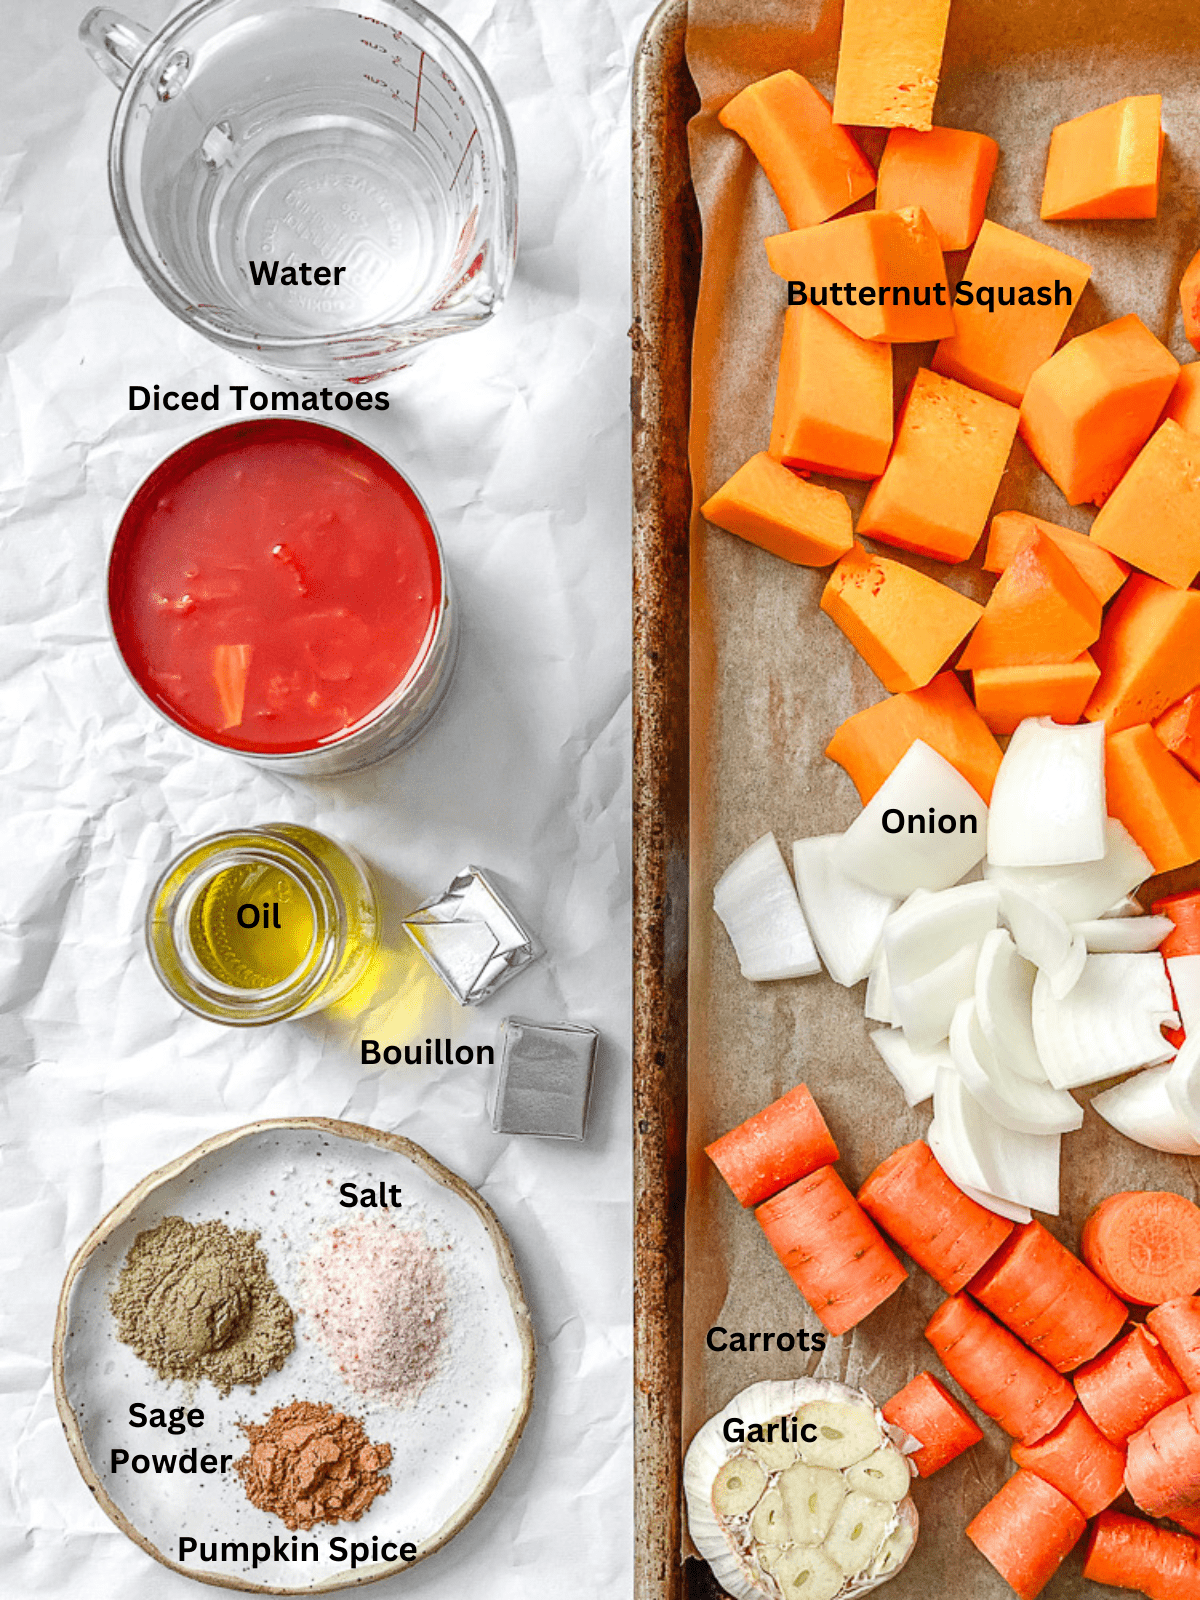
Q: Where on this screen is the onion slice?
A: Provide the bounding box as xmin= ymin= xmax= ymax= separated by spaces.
xmin=714 ymin=833 xmax=821 ymax=981
xmin=986 ymin=718 xmax=1106 ymax=867
xmin=792 ymin=835 xmax=896 ymax=987
xmin=925 ymin=1126 xmax=1034 ymax=1222
xmin=891 ymin=943 xmax=980 ymax=1051
xmin=1031 ymin=954 xmax=1177 ymax=1089
xmin=932 ymin=1067 xmax=1061 ymax=1214
xmin=985 ymin=819 xmax=1152 ymax=924
xmin=1092 ymin=1066 xmax=1200 ymax=1156
xmin=1074 ymin=916 xmax=1174 ymax=954
xmin=836 ymin=742 xmax=987 ymax=898
xmin=1169 ymin=954 xmax=1200 ymax=1034
xmin=864 ymin=949 xmax=894 ymax=1024
xmin=869 ymin=1028 xmax=947 ymax=1107
xmin=998 ymin=883 xmax=1087 ymax=998
xmin=974 ymin=929 xmax=1049 ymax=1084
xmin=882 ymin=883 xmax=999 ymax=988
xmin=1167 ymin=1032 xmax=1200 ymax=1135
xmin=949 ymin=999 xmax=1082 ymax=1135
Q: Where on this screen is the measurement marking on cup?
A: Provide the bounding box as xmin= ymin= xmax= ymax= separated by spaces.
xmin=450 ymin=128 xmax=478 ymax=189
xmin=413 ymin=51 xmax=425 ymax=132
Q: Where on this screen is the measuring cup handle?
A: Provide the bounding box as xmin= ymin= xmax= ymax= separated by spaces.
xmin=79 ymin=7 xmax=151 ymax=89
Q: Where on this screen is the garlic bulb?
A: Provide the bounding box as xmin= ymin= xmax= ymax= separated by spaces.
xmin=684 ymin=1379 xmax=919 ymax=1600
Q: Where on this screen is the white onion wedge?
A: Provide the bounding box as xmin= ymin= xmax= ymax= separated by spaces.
xmin=864 ymin=950 xmax=894 ymax=1024
xmin=986 ymin=718 xmax=1106 ymax=867
xmin=1074 ymin=916 xmax=1174 ymax=954
xmin=792 ymin=835 xmax=897 ymax=987
xmin=1101 ymin=895 xmax=1146 ymax=919
xmin=714 ymin=833 xmax=821 ymax=981
xmin=1167 ymin=1032 xmax=1200 ymax=1136
xmin=835 ymin=742 xmax=987 ymax=898
xmin=949 ymin=999 xmax=1082 ymax=1135
xmin=891 ymin=943 xmax=980 ymax=1051
xmin=882 ymin=883 xmax=999 ymax=988
xmin=869 ymin=1028 xmax=947 ymax=1107
xmin=926 ymin=1126 xmax=1034 ymax=1221
xmin=932 ymin=1067 xmax=1061 ymax=1214
xmin=998 ymin=883 xmax=1087 ymax=998
xmin=975 ymin=929 xmax=1048 ymax=1084
xmin=1032 ymin=954 xmax=1177 ymax=1089
xmin=1169 ymin=955 xmax=1200 ymax=1034
xmin=1092 ymin=1066 xmax=1200 ymax=1156
xmin=985 ymin=819 xmax=1152 ymax=923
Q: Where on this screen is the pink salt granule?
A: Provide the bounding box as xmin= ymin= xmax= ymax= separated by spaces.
xmin=298 ymin=1219 xmax=449 ymax=1406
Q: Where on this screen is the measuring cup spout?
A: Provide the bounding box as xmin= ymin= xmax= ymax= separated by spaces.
xmin=79 ymin=7 xmax=152 ymax=89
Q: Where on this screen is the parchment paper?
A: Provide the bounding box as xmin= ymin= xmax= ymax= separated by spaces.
xmin=683 ymin=3 xmax=1200 ymax=1592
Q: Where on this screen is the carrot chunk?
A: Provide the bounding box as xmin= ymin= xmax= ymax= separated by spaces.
xmin=1156 ymin=693 xmax=1200 ymax=782
xmin=756 ymin=1165 xmax=907 ymax=1337
xmin=926 ymin=1294 xmax=1075 ymax=1444
xmin=1165 ymin=363 xmax=1200 ymax=435
xmin=966 ymin=1469 xmax=1086 ymax=1600
xmin=1125 ymin=1392 xmax=1200 ymax=1517
xmin=984 ymin=510 xmax=1128 ymax=605
xmin=882 ymin=1371 xmax=983 ymax=1476
xmin=1182 ymin=253 xmax=1200 ymax=355
xmin=958 ymin=530 xmax=1102 ymax=671
xmin=705 ymin=1083 xmax=839 ymax=1209
xmin=858 ymin=1140 xmax=1012 ymax=1294
xmin=1084 ymin=1509 xmax=1200 ymax=1600
xmin=832 ymin=0 xmax=951 ymax=132
xmin=1083 ymin=1191 xmax=1200 ymax=1305
xmin=968 ymin=1219 xmax=1127 ymax=1373
xmin=820 ymin=542 xmax=983 ymax=693
xmin=765 ymin=208 xmax=955 ymax=343
xmin=932 ymin=222 xmax=1091 ymax=405
xmin=1086 ymin=574 xmax=1200 ymax=732
xmin=1041 ymin=95 xmax=1163 ymax=221
xmin=857 ymin=368 xmax=1019 ymax=563
xmin=825 ymin=673 xmax=1002 ymax=804
xmin=769 ymin=304 xmax=893 ymax=481
xmin=1011 ymin=1403 xmax=1127 ymax=1518
xmin=700 ymin=452 xmax=855 ymax=568
xmin=1075 ymin=1324 xmax=1188 ymax=1445
xmin=718 ymin=70 xmax=876 ymax=230
xmin=1019 ymin=314 xmax=1180 ymax=507
xmin=1091 ymin=421 xmax=1200 ymax=590
xmin=973 ymin=658 xmax=1100 ymax=736
xmin=1105 ymin=724 xmax=1200 ymax=874
xmin=1147 ymin=1298 xmax=1200 ymax=1391
xmin=876 ymin=126 xmax=998 ymax=251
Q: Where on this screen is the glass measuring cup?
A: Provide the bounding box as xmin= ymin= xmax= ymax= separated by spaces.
xmin=80 ymin=0 xmax=517 ymax=383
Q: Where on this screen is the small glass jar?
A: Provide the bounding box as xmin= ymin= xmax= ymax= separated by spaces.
xmin=146 ymin=824 xmax=379 ymax=1025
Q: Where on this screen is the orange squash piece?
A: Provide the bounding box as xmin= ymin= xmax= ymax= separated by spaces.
xmin=1105 ymin=725 xmax=1200 ymax=874
xmin=984 ymin=511 xmax=1127 ymax=605
xmin=1182 ymin=251 xmax=1200 ymax=353
xmin=820 ymin=542 xmax=983 ymax=693
xmin=932 ymin=222 xmax=1091 ymax=405
xmin=1156 ymin=690 xmax=1200 ymax=781
xmin=972 ymin=657 xmax=1101 ymax=736
xmin=1085 ymin=574 xmax=1200 ymax=731
xmin=1041 ymin=96 xmax=1164 ymax=221
xmin=832 ymin=0 xmax=952 ymax=132
xmin=1091 ymin=422 xmax=1200 ymax=589
xmin=1164 ymin=364 xmax=1200 ymax=436
xmin=718 ymin=71 xmax=877 ymax=230
xmin=1018 ymin=315 xmax=1180 ymax=506
xmin=769 ymin=304 xmax=893 ymax=480
xmin=700 ymin=452 xmax=854 ymax=567
xmin=825 ymin=672 xmax=1002 ymax=802
xmin=857 ymin=369 xmax=1019 ymax=563
xmin=765 ymin=208 xmax=955 ymax=343
xmin=959 ymin=532 xmax=1101 ymax=671
xmin=875 ymin=126 xmax=998 ymax=251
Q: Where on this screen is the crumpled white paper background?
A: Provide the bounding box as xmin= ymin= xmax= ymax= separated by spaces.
xmin=0 ymin=0 xmax=649 ymax=1592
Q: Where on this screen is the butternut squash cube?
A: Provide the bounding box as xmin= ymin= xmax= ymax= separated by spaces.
xmin=876 ymin=126 xmax=998 ymax=251
xmin=1182 ymin=250 xmax=1200 ymax=353
xmin=1105 ymin=724 xmax=1200 ymax=874
xmin=984 ymin=511 xmax=1127 ymax=605
xmin=959 ymin=531 xmax=1101 ymax=670
xmin=1164 ymin=364 xmax=1200 ymax=436
xmin=719 ymin=70 xmax=877 ymax=230
xmin=972 ymin=657 xmax=1101 ymax=736
xmin=1041 ymin=96 xmax=1164 ymax=221
xmin=1155 ymin=689 xmax=1200 ymax=781
xmin=931 ymin=221 xmax=1091 ymax=405
xmin=1085 ymin=574 xmax=1200 ymax=731
xmin=1090 ymin=421 xmax=1200 ymax=589
xmin=765 ymin=208 xmax=955 ymax=343
xmin=769 ymin=304 xmax=893 ymax=481
xmin=833 ymin=0 xmax=952 ymax=132
xmin=820 ymin=542 xmax=983 ymax=693
xmin=857 ymin=369 xmax=1019 ymax=563
xmin=1018 ymin=314 xmax=1180 ymax=506
xmin=825 ymin=672 xmax=1002 ymax=802
xmin=701 ymin=452 xmax=855 ymax=567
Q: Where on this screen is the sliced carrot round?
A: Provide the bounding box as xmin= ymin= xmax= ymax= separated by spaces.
xmin=1082 ymin=1191 xmax=1200 ymax=1305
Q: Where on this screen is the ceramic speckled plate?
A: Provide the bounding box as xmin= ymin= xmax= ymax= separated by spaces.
xmin=53 ymin=1118 xmax=535 ymax=1593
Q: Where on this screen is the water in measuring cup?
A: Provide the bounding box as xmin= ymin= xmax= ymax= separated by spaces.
xmin=140 ymin=11 xmax=488 ymax=343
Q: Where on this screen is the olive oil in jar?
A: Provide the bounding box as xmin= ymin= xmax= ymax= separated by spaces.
xmin=147 ymin=825 xmax=379 ymax=1025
